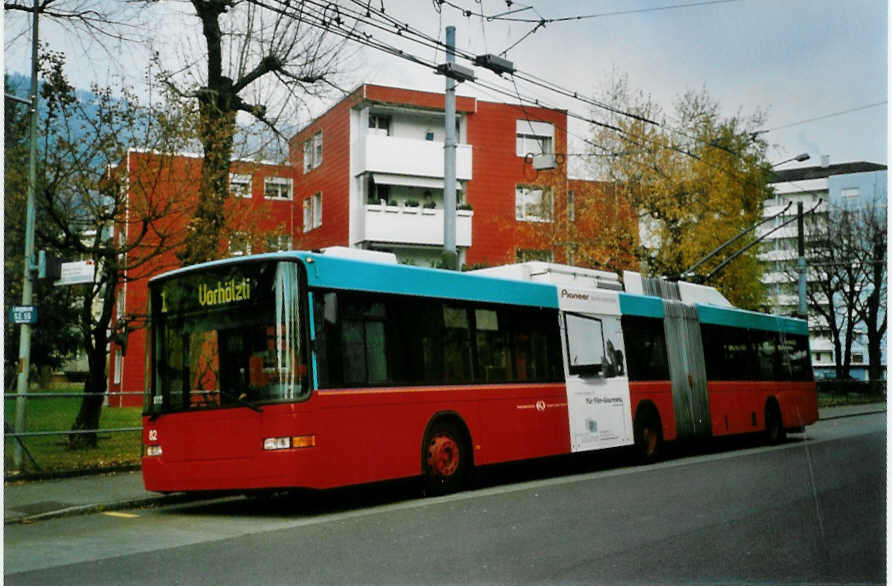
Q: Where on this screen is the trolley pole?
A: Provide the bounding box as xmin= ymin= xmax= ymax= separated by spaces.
xmin=14 ymin=0 xmax=40 ymax=471
xmin=442 ymin=25 xmax=458 ymax=271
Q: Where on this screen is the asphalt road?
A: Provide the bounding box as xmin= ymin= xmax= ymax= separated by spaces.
xmin=5 ymin=413 xmax=885 ymax=585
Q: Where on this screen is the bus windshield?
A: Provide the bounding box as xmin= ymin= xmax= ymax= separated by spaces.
xmin=145 ymin=260 xmax=309 ymax=415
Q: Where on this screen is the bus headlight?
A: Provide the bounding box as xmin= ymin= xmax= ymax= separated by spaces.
xmin=263 ymin=435 xmax=316 ymax=450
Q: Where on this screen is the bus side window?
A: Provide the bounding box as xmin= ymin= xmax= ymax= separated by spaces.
xmin=701 ymin=324 xmax=753 ymax=381
xmin=621 ymin=316 xmax=669 ymax=381
xmin=443 ymin=305 xmax=472 ymax=383
xmin=751 ymin=329 xmax=779 ymax=381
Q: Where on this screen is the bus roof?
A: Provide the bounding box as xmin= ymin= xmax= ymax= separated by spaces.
xmin=150 ymin=251 xmax=560 ymax=309
xmin=696 ymin=304 xmax=809 ymax=336
xmin=150 ymin=252 xmax=808 ymax=335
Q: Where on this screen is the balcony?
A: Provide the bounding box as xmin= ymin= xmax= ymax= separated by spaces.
xmin=362 ymin=203 xmax=472 ymax=247
xmin=358 ymin=134 xmax=472 ymax=181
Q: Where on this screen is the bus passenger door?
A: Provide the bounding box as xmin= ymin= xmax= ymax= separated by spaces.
xmin=662 ymin=301 xmax=710 ymax=438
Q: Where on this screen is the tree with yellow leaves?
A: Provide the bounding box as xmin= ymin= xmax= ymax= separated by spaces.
xmin=591 ymin=75 xmax=771 ymax=309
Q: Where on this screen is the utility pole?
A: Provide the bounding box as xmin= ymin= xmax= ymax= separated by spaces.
xmin=442 ymin=25 xmax=458 ymax=271
xmin=796 ymin=201 xmax=807 ymax=317
xmin=14 ymin=0 xmax=40 ymax=471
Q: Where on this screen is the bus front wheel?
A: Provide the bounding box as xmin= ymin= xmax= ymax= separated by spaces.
xmin=422 ymin=420 xmax=469 ymax=496
xmin=634 ymin=406 xmax=663 ymax=464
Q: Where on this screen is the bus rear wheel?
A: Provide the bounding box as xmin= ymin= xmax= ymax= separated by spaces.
xmin=422 ymin=420 xmax=469 ymax=496
xmin=634 ymin=406 xmax=663 ymax=464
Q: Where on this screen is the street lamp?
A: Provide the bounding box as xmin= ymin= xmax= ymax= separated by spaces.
xmin=771 ymin=152 xmax=810 ymax=168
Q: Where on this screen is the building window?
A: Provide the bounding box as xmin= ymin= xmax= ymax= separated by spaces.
xmin=516 ymin=120 xmax=554 ymax=157
xmin=313 ymin=132 xmax=323 ymax=168
xmin=516 ymin=249 xmax=554 ymax=263
xmin=369 ymin=114 xmax=391 ymax=136
xmin=302 ymin=130 xmax=323 ymax=172
xmin=228 ymin=233 xmax=252 ymax=257
xmin=229 ymin=173 xmax=252 ymax=198
xmin=264 ymin=176 xmax=293 ymax=200
xmin=304 ymin=192 xmax=322 ymax=232
xmin=567 ymin=190 xmax=575 ymax=222
xmin=266 ymin=234 xmax=293 ymax=252
xmin=841 ymin=187 xmax=859 ymax=200
xmin=114 ymin=350 xmax=122 ymax=385
xmin=852 ymin=353 xmax=864 ymax=363
xmin=303 ymin=139 xmax=313 ymax=172
xmin=515 ymin=185 xmax=553 ymax=222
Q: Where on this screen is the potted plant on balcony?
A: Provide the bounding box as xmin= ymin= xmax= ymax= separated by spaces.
xmin=423 ymin=201 xmax=437 ymax=209
xmin=457 ymin=203 xmax=473 ymax=211
xmin=404 ymin=199 xmax=420 ymax=214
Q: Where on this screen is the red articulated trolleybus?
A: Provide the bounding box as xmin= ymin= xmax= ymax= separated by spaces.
xmin=142 ymin=248 xmax=818 ymax=495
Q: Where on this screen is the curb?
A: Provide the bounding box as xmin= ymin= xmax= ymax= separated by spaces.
xmin=819 ymin=407 xmax=886 ymax=420
xmin=5 ymin=492 xmax=196 ymax=526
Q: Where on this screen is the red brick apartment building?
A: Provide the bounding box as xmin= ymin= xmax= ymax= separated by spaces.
xmin=107 ymin=151 xmax=297 ymax=405
xmin=107 ymin=85 xmax=636 ymax=405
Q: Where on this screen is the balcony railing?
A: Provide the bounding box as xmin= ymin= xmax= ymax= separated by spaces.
xmin=362 ymin=203 xmax=472 ymax=247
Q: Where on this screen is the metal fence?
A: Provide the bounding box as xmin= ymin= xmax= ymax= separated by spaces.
xmin=4 ymin=391 xmax=145 ymax=475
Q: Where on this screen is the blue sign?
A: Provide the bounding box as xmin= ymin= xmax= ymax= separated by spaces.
xmin=10 ymin=306 xmax=37 ymax=325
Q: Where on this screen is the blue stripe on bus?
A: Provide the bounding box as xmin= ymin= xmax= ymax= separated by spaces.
xmin=618 ymin=293 xmax=664 ymax=318
xmin=696 ymin=304 xmax=809 ymax=335
xmin=300 ymin=253 xmax=560 ymax=308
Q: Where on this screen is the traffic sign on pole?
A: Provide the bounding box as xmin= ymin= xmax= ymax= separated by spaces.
xmin=10 ymin=306 xmax=37 ymax=325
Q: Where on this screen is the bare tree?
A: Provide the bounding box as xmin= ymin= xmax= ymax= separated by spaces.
xmin=35 ymin=52 xmax=199 ymax=447
xmin=153 ymin=0 xmax=351 ymax=265
xmin=850 ymin=203 xmax=887 ymax=381
xmin=4 ymin=1 xmax=151 ymax=67
xmin=803 ymin=206 xmax=875 ymax=379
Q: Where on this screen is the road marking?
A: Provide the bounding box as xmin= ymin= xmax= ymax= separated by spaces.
xmin=103 ymin=511 xmax=140 ymax=519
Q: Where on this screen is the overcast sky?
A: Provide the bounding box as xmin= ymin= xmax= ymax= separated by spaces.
xmin=5 ymin=0 xmax=887 ymax=172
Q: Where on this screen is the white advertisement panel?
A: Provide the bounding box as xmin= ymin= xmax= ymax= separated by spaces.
xmin=559 ymin=287 xmax=634 ymax=452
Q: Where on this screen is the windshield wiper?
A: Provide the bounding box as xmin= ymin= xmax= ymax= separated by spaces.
xmin=234 ymin=391 xmax=263 ymax=413
xmin=222 ymin=391 xmax=263 ymax=413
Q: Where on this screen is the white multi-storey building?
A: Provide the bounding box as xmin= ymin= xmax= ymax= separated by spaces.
xmin=760 ymin=159 xmax=887 ymax=380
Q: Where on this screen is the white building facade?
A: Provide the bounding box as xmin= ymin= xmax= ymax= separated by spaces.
xmin=761 ymin=160 xmax=887 ymax=380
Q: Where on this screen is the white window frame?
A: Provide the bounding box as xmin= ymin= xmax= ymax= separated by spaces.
xmin=567 ymin=190 xmax=576 ymax=222
xmin=369 ymin=114 xmax=390 ymax=136
xmin=228 ymin=233 xmax=252 ymax=257
xmin=313 ymin=131 xmax=323 ymax=169
xmin=266 ymin=234 xmax=293 ymax=252
xmin=264 ymin=176 xmax=293 ymax=200
xmin=114 ymin=350 xmax=123 ymax=385
xmin=229 ymin=173 xmax=252 ymax=198
xmin=516 ymin=120 xmax=554 ymax=157
xmin=515 ymin=185 xmax=553 ymax=222
xmin=303 ymin=192 xmax=323 ymax=232
xmin=303 ymin=139 xmax=313 ymax=172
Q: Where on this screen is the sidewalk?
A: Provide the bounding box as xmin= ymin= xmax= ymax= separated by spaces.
xmin=4 ymin=403 xmax=886 ymax=524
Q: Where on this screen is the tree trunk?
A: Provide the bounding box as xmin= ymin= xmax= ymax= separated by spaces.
xmin=69 ymin=332 xmax=108 ymax=449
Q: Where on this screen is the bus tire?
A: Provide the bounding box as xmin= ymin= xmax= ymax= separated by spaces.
xmin=634 ymin=405 xmax=663 ymax=464
xmin=422 ymin=419 xmax=469 ymax=496
xmin=765 ymin=400 xmax=786 ymax=445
